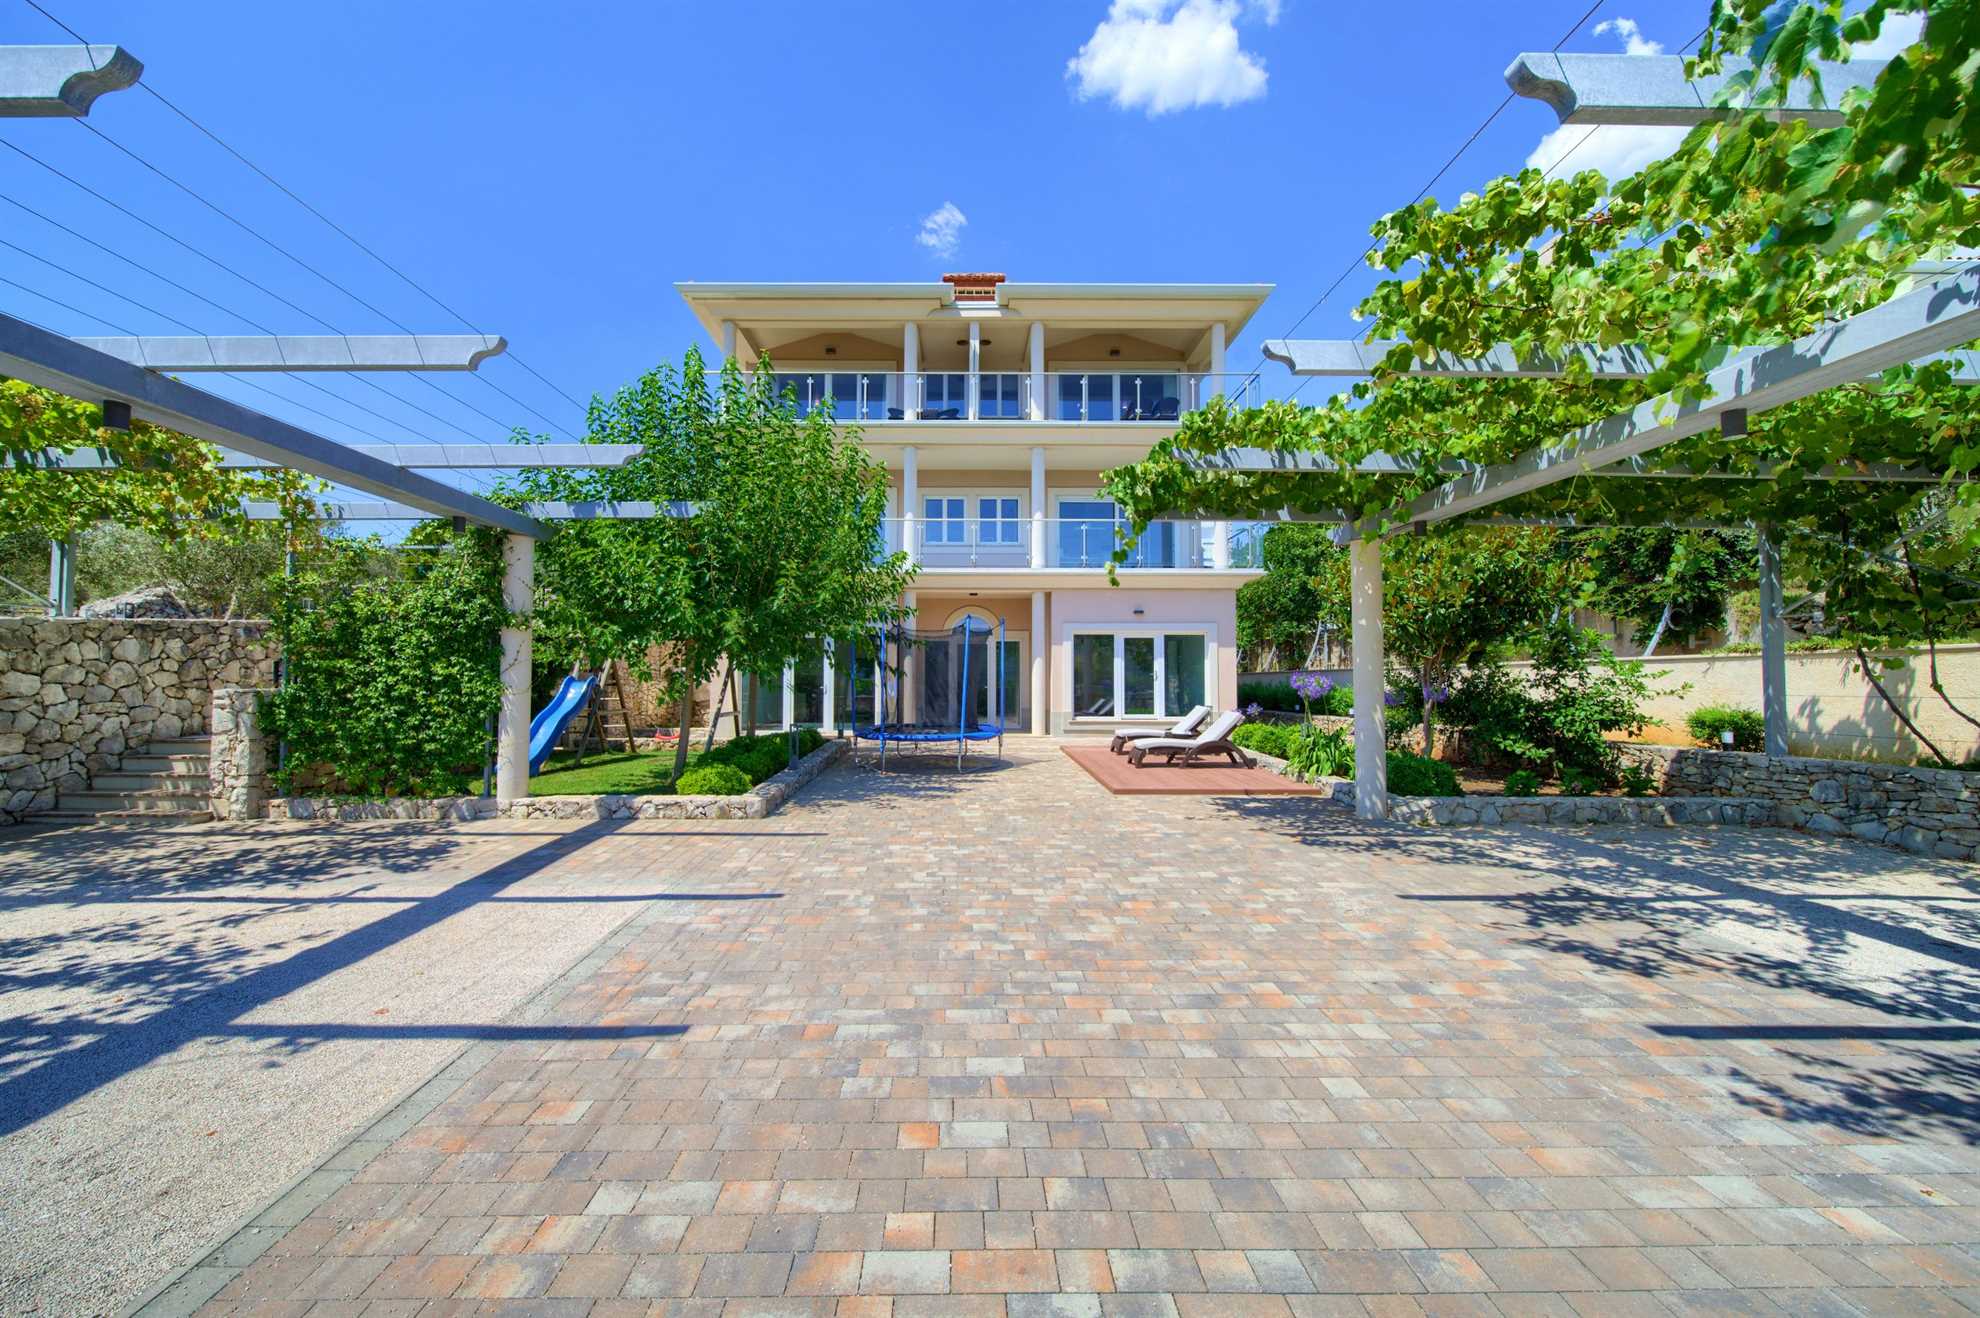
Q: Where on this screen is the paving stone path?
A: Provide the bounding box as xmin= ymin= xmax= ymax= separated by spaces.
xmin=168 ymin=746 xmax=1980 ymax=1315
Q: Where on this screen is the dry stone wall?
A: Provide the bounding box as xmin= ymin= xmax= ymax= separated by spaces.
xmin=0 ymin=618 xmax=276 ymax=824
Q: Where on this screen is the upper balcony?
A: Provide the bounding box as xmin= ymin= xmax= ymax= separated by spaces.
xmin=764 ymin=370 xmax=1260 ymax=424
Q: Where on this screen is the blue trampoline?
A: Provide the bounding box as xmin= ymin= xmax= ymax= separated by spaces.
xmin=845 ymin=615 xmax=1006 ymax=769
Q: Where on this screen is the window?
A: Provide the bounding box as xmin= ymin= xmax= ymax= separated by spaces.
xmin=1072 ymin=635 xmax=1114 ymax=717
xmin=980 ymin=373 xmax=1023 ymax=418
xmin=978 ymin=497 xmax=1020 ymax=545
xmin=1164 ymin=634 xmax=1206 ymax=713
xmin=1058 ymin=498 xmax=1117 ymax=567
xmin=923 ymin=496 xmax=966 ymax=545
xmin=921 ymin=373 xmax=967 ymax=418
xmin=1056 ymin=373 xmax=1117 ymax=421
xmin=1123 ymin=637 xmax=1156 ymax=717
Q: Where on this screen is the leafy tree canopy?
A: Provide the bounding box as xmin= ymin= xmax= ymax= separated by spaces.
xmin=2 ymin=379 xmax=319 ymax=543
xmin=504 ymin=351 xmax=915 ymax=775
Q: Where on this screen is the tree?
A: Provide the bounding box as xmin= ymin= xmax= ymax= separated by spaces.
xmin=1317 ymin=526 xmax=1564 ymax=751
xmin=1569 ymin=529 xmax=1755 ymax=655
xmin=509 ymin=351 xmax=914 ymax=778
xmin=1235 ymin=524 xmax=1341 ymax=669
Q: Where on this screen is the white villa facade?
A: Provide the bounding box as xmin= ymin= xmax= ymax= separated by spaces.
xmin=676 ymin=273 xmax=1272 ymax=736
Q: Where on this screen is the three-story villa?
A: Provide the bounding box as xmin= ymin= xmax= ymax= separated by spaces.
xmin=676 ymin=272 xmax=1271 ymax=736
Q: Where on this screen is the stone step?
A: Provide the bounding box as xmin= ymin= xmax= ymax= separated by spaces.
xmin=55 ymin=789 xmax=210 ymax=815
xmin=118 ymin=752 xmax=211 ymax=775
xmin=28 ymin=809 xmax=211 ymax=826
xmin=143 ymin=736 xmax=214 ymax=755
xmin=91 ymin=770 xmax=208 ymax=792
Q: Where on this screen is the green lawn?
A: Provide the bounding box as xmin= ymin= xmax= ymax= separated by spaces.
xmin=529 ymin=746 xmax=696 ymax=796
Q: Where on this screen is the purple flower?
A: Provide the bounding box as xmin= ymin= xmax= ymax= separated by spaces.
xmin=1383 ymin=690 xmax=1402 ymax=707
xmin=1421 ymin=682 xmax=1449 ymax=706
xmin=1289 ymin=671 xmax=1333 ymax=702
xmin=1244 ymin=702 xmax=1263 ymax=717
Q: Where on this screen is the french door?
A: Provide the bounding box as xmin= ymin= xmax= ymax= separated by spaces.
xmin=1069 ymin=631 xmax=1209 ymax=720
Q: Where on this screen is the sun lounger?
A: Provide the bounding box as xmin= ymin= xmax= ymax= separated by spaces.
xmin=1109 ymin=705 xmax=1211 ymax=754
xmin=1127 ymin=709 xmax=1254 ymax=768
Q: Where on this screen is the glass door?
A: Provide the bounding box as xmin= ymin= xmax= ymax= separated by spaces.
xmin=1068 ymin=631 xmax=1211 ymax=721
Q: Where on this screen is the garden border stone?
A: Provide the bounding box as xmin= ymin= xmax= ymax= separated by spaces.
xmin=264 ymin=736 xmax=848 ymax=823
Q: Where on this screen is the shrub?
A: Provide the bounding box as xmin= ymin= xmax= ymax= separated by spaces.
xmin=1503 ymin=768 xmax=1542 ymax=796
xmin=1619 ymin=763 xmax=1657 ymax=797
xmin=1232 ymin=722 xmax=1293 ymax=759
xmin=1239 ymin=676 xmax=1352 ymax=717
xmin=700 ymin=729 xmax=825 ymax=785
xmin=1387 ymin=751 xmax=1458 ymax=797
xmin=1285 ymin=724 xmax=1353 ymax=780
xmin=1559 ymin=766 xmax=1602 ymax=796
xmin=1686 ymin=705 xmax=1765 ymax=751
xmin=676 ymin=763 xmax=751 ymax=796
xmin=1440 ymin=624 xmax=1672 ymax=783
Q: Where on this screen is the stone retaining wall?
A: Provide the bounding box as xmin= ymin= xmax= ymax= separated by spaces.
xmin=0 ymin=618 xmax=276 ymax=824
xmin=1630 ymin=744 xmax=1980 ymax=861
xmin=1388 ymin=794 xmax=1774 ymax=828
xmin=266 ymin=737 xmax=849 ymax=823
xmin=209 ymin=687 xmax=273 ymax=822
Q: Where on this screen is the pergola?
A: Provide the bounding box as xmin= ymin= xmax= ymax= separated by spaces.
xmin=1183 ymin=48 xmax=1975 ymax=819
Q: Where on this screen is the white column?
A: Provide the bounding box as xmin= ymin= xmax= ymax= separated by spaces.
xmin=496 ymin=533 xmax=535 ymax=802
xmin=1209 ymin=320 xmax=1227 ymax=378
xmin=1350 ymin=538 xmax=1387 ymax=821
xmin=1757 ymin=528 xmax=1789 ymax=757
xmin=720 ymin=320 xmax=737 ymax=362
xmin=901 ymin=445 xmax=919 ymax=566
xmin=1028 ymin=321 xmax=1046 ymax=420
xmin=781 ymin=661 xmax=796 ymax=731
xmin=1030 ymin=446 xmax=1047 ymax=569
xmin=902 ymin=321 xmax=920 ymax=418
xmin=967 ymin=320 xmax=981 ymax=421
xmin=821 ymin=639 xmax=836 ymax=736
xmin=1031 ymin=590 xmax=1048 ymax=736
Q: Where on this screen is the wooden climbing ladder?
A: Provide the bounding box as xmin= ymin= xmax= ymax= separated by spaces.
xmin=562 ymin=663 xmax=637 ymax=762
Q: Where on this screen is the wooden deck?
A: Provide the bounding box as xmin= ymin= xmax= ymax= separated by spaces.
xmin=1062 ymin=744 xmax=1328 ymax=796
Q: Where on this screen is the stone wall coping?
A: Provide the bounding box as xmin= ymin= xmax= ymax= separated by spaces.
xmin=1627 ymin=742 xmax=1980 ymax=793
xmin=268 ymin=737 xmax=849 ymax=823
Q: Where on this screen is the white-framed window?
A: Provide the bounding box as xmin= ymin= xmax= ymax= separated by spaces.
xmin=1068 ymin=630 xmax=1211 ymax=720
xmin=923 ymin=496 xmax=967 ymax=544
xmin=978 ymin=497 xmax=1020 ymax=545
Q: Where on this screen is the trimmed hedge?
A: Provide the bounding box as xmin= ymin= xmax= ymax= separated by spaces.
xmin=1231 ymin=722 xmax=1294 ymax=759
xmin=1686 ymin=704 xmax=1765 ymax=751
xmin=1387 ymin=751 xmax=1459 ymax=797
xmin=700 ymin=729 xmax=825 ymax=786
xmin=675 ymin=763 xmax=751 ymax=796
xmin=1237 ymin=676 xmax=1353 ymax=717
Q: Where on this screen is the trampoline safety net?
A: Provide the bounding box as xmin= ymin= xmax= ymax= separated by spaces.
xmin=844 ymin=615 xmax=1006 ymax=767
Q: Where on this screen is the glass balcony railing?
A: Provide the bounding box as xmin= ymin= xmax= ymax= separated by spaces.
xmin=762 ymin=372 xmax=1260 ymax=423
xmin=875 ymin=518 xmax=1267 ymax=569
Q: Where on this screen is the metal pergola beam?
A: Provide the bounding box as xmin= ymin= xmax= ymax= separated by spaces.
xmin=1506 ymin=52 xmax=1885 ymax=127
xmin=27 ymin=443 xmax=644 ymax=471
xmin=0 ymin=312 xmax=547 ymax=538
xmin=1341 ymin=264 xmax=1980 ymax=541
xmin=1263 ymin=338 xmax=1661 ymax=379
xmin=0 ymin=45 xmax=141 ymax=117
xmin=244 ymin=500 xmax=695 ymax=522
xmin=71 ymin=334 xmax=508 ymax=372
xmin=1179 ymin=447 xmax=1957 ymax=486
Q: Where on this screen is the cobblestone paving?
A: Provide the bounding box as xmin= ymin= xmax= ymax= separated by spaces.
xmin=190 ymin=745 xmax=1980 ymax=1316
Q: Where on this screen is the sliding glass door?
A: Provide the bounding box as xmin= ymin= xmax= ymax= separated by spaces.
xmin=1068 ymin=631 xmax=1211 ymax=721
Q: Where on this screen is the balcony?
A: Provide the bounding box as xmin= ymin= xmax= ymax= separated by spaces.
xmin=767 ymin=371 xmax=1260 ymax=424
xmin=877 ymin=517 xmax=1267 ymax=570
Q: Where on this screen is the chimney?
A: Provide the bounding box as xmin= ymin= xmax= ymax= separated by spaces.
xmin=942 ymin=272 xmax=1006 ymax=305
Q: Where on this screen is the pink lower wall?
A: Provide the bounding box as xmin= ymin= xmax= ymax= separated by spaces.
xmin=1044 ymin=587 xmax=1238 ymax=734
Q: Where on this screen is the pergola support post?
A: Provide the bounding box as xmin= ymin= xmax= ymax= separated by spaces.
xmin=1756 ymin=527 xmax=1790 ymax=757
xmin=495 ymin=534 xmax=535 ymax=801
xmin=47 ymin=539 xmax=76 ymax=617
xmin=1350 ymin=538 xmax=1388 ymax=820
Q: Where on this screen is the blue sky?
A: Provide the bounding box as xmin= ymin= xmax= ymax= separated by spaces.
xmin=1 ymin=0 xmax=1713 ymax=450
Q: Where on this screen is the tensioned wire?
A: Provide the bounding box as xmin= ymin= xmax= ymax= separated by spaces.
xmin=21 ymin=0 xmax=590 ymax=428
xmin=1262 ymin=0 xmax=1613 ymax=407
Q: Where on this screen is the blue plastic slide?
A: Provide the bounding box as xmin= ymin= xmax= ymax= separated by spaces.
xmin=528 ymin=674 xmax=598 ymax=775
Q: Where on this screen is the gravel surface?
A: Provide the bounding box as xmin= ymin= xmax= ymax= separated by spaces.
xmin=0 ymin=816 xmax=691 ymax=1315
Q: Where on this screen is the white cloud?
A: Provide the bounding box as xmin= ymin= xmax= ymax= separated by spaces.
xmin=1066 ymin=0 xmax=1269 ymax=116
xmin=1524 ymin=16 xmax=1682 ymax=181
xmin=1593 ymin=16 xmax=1663 ymax=56
xmin=1850 ymin=11 xmax=1924 ymax=59
xmin=1526 ymin=122 xmax=1689 ymax=179
xmin=915 ymin=202 xmax=967 ymax=259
